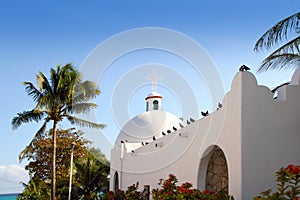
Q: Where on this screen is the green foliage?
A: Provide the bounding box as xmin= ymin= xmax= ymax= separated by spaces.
xmin=17 ymin=129 xmax=110 ymax=200
xmin=254 ymin=164 xmax=300 ymax=200
xmin=21 ymin=128 xmax=89 ymax=181
xmin=72 ymin=149 xmax=110 ymax=200
xmin=17 ymin=178 xmax=50 ymax=200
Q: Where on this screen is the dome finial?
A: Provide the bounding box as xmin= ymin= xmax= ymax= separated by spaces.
xmin=147 ymin=70 xmax=162 ymax=92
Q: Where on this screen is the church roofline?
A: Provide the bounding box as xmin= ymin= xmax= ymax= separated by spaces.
xmin=145 ymin=95 xmax=163 ymax=100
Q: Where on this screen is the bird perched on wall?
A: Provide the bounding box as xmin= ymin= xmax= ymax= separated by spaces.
xmin=218 ymin=102 xmax=222 ymax=108
xmin=201 ymin=110 xmax=209 ymax=117
xmin=190 ymin=117 xmax=195 ymax=122
xmin=162 ymin=131 xmax=166 ymax=136
xmin=153 ymin=136 xmax=156 ymax=141
xmin=239 ymin=65 xmax=250 ymax=71
xmin=179 ymin=123 xmax=184 ymax=128
xmin=173 ymin=126 xmax=177 ymax=131
xmin=167 ymin=130 xmax=171 ymax=134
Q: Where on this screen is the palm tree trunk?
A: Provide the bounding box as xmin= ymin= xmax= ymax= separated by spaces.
xmin=51 ymin=121 xmax=58 ymax=200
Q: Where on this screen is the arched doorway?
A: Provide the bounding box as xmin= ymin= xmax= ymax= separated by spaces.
xmin=113 ymin=171 xmax=119 ymax=192
xmin=205 ymin=146 xmax=228 ymax=193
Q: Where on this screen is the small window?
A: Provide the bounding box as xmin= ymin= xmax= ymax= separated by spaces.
xmin=146 ymin=102 xmax=149 ymax=111
xmin=153 ymin=100 xmax=159 ymax=110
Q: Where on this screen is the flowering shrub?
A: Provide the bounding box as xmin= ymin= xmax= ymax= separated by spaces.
xmin=101 ymin=174 xmax=234 ymax=199
xmin=152 ymin=174 xmax=234 ymax=200
xmin=254 ymin=164 xmax=300 ymax=200
xmin=100 ymin=182 xmax=145 ymax=200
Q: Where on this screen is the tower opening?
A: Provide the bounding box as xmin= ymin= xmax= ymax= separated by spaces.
xmin=153 ymin=100 xmax=159 ymax=110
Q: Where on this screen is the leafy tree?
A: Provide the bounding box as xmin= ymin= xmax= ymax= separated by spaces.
xmin=17 ymin=177 xmax=50 ymax=200
xmin=12 ymin=63 xmax=105 ymax=200
xmin=254 ymin=12 xmax=300 ymax=72
xmin=17 ymin=128 xmax=90 ymax=199
xmin=72 ymin=148 xmax=110 ymax=200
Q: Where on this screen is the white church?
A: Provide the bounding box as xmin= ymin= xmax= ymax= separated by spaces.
xmin=109 ymin=68 xmax=300 ymax=199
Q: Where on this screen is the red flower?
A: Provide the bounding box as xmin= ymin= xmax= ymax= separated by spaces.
xmin=169 ymin=174 xmax=175 ymax=179
xmin=167 ymin=191 xmax=172 ymax=195
xmin=292 ymin=166 xmax=300 ymax=175
xmin=203 ymin=190 xmax=212 ymax=195
xmin=286 ymin=164 xmax=295 ymax=171
xmin=179 ymin=186 xmax=185 ymax=193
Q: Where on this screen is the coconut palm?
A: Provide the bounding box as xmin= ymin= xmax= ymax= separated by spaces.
xmin=72 ymin=150 xmax=110 ymax=200
xmin=254 ymin=12 xmax=300 ymax=72
xmin=12 ymin=63 xmax=105 ymax=200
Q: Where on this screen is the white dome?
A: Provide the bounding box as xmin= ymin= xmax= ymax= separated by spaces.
xmin=146 ymin=91 xmax=162 ymax=98
xmin=115 ymin=110 xmax=181 ymax=146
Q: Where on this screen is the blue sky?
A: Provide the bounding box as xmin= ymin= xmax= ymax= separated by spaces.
xmin=0 ymin=0 xmax=299 ymax=194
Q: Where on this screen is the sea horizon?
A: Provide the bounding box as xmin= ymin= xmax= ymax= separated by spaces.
xmin=0 ymin=193 xmax=18 ymax=200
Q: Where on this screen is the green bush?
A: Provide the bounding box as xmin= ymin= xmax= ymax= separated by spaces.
xmin=254 ymin=164 xmax=300 ymax=200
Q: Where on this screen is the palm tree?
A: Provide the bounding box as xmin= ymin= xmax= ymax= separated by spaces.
xmin=12 ymin=63 xmax=105 ymax=200
xmin=72 ymin=150 xmax=110 ymax=200
xmin=254 ymin=12 xmax=300 ymax=72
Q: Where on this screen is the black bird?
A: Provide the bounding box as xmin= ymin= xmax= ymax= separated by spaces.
xmin=201 ymin=110 xmax=209 ymax=117
xmin=179 ymin=123 xmax=184 ymax=128
xmin=239 ymin=65 xmax=250 ymax=71
xmin=190 ymin=117 xmax=195 ymax=122
xmin=187 ymin=120 xmax=191 ymax=125
xmin=153 ymin=136 xmax=156 ymax=141
xmin=162 ymin=131 xmax=166 ymax=136
xmin=218 ymin=103 xmax=222 ymax=109
xmin=173 ymin=126 xmax=177 ymax=131
xmin=167 ymin=130 xmax=172 ymax=134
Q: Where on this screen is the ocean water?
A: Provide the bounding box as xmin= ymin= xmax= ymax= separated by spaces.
xmin=0 ymin=194 xmax=18 ymax=200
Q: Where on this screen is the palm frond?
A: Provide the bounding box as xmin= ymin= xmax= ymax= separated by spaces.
xmin=258 ymin=53 xmax=300 ymax=72
xmin=267 ymin=36 xmax=300 ymax=55
xmin=254 ymin=12 xmax=300 ymax=51
xmin=271 ymin=82 xmax=290 ymax=93
xmin=72 ymin=81 xmax=100 ymax=104
xmin=35 ymin=95 xmax=55 ymax=110
xmin=36 ymin=71 xmax=53 ymax=96
xmin=64 ymin=114 xmax=105 ymax=129
xmin=12 ymin=109 xmax=46 ymax=130
xmin=22 ymin=82 xmax=43 ymax=102
xmin=63 ymin=102 xmax=98 ymax=115
xmin=18 ymin=120 xmax=48 ymax=161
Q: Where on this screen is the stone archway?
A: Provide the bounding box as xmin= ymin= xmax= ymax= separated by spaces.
xmin=205 ymin=146 xmax=228 ymax=193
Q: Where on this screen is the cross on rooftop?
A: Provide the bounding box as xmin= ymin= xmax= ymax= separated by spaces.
xmin=147 ymin=70 xmax=162 ymax=92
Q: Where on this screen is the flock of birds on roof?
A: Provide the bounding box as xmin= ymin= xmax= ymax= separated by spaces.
xmin=125 ymin=65 xmax=251 ymax=152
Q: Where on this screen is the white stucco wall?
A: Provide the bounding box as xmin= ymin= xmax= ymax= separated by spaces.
xmin=110 ymin=70 xmax=300 ymax=200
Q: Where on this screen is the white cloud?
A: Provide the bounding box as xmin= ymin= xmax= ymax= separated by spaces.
xmin=0 ymin=164 xmax=29 ymax=194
